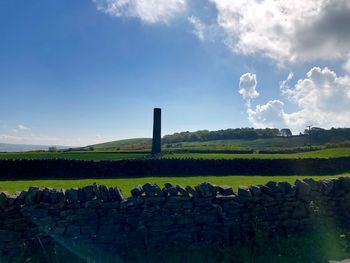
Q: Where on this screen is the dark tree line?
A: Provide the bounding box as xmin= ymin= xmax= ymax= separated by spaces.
xmin=163 ymin=128 xmax=285 ymax=144
xmin=305 ymin=127 xmax=350 ymax=144
xmin=162 ymin=127 xmax=350 ymax=145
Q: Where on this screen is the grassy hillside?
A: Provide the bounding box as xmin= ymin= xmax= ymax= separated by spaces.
xmin=88 ymin=138 xmax=152 ymax=150
xmin=87 ymin=136 xmax=309 ymax=151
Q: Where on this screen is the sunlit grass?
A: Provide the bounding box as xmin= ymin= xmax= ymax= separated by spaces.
xmin=162 ymin=148 xmax=350 ymax=159
xmin=0 ymin=174 xmax=347 ymax=196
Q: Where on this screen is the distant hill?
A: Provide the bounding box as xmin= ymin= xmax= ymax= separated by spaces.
xmin=86 ymin=127 xmax=350 ymax=151
xmin=88 ymin=138 xmax=152 ymax=150
xmin=0 ymin=143 xmax=69 ymax=152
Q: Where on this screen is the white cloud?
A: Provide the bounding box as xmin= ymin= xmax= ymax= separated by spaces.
xmin=208 ymin=0 xmax=350 ymax=65
xmin=93 ymin=0 xmax=187 ymax=24
xmin=244 ymin=67 xmax=350 ymax=133
xmin=238 ymin=73 xmax=259 ymax=104
xmin=187 ymin=15 xmax=221 ymax=42
xmin=188 ymin=16 xmax=206 ymax=41
xmin=93 ymin=0 xmax=350 ymax=67
xmin=18 ymin=124 xmax=30 ymax=131
xmin=247 ymin=100 xmax=286 ymax=128
xmin=12 ymin=124 xmax=31 ymax=133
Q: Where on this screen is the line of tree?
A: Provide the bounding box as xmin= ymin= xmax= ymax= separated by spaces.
xmin=305 ymin=127 xmax=350 ymax=144
xmin=162 ymin=127 xmax=350 ymax=145
xmin=162 ymin=128 xmax=289 ymax=143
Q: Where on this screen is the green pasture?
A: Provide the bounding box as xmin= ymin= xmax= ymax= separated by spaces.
xmin=162 ymin=147 xmax=350 ymax=159
xmin=0 ymin=174 xmax=347 ymax=195
xmin=165 ymin=137 xmax=309 ymax=150
xmin=0 ymin=152 xmax=147 ymax=161
xmin=1 ymin=147 xmax=350 ymax=161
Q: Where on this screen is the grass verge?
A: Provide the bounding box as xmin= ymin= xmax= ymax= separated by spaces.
xmin=0 ymin=174 xmax=347 ymax=196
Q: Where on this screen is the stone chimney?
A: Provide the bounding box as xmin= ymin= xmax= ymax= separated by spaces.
xmin=152 ymin=108 xmax=161 ymax=154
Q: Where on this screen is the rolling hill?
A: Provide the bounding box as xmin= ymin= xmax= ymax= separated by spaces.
xmin=88 ymin=138 xmax=152 ymax=150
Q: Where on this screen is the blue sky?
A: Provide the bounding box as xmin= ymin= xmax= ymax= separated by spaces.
xmin=1 ymin=0 xmax=350 ymax=146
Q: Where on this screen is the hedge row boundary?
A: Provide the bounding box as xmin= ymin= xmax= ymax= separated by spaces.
xmin=1 ymin=157 xmax=350 ymax=179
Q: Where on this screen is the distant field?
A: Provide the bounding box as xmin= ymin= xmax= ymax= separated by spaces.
xmin=0 ymin=175 xmax=346 ymax=195
xmin=165 ymin=137 xmax=309 ymax=150
xmin=162 ymin=148 xmax=350 ymax=159
xmin=0 ymin=152 xmax=147 ymax=161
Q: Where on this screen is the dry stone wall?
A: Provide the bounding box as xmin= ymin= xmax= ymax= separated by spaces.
xmin=1 ymin=177 xmax=350 ymax=261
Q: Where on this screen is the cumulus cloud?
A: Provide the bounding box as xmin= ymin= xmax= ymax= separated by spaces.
xmin=247 ymin=100 xmax=286 ymax=128
xmin=243 ymin=67 xmax=350 ymax=133
xmin=208 ymin=0 xmax=350 ymax=65
xmin=93 ymin=0 xmax=187 ymax=24
xmin=93 ymin=0 xmax=350 ymax=66
xmin=238 ymin=73 xmax=259 ymax=106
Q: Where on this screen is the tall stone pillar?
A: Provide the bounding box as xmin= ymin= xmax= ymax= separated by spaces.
xmin=152 ymin=108 xmax=161 ymax=154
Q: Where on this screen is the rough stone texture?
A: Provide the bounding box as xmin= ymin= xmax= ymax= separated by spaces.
xmin=1 ymin=178 xmax=350 ymax=260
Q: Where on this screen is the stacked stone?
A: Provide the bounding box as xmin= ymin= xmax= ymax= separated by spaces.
xmin=1 ymin=178 xmax=350 ymax=260
xmin=304 ymin=177 xmax=350 ymax=225
xmin=0 ymin=184 xmax=124 ymax=261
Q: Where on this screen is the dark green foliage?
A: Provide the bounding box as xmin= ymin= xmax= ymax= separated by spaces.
xmin=48 ymin=147 xmax=58 ymax=152
xmin=163 ymin=127 xmax=350 ymax=146
xmin=162 ymin=128 xmax=281 ymax=144
xmin=305 ymin=127 xmax=350 ymax=144
xmin=1 ymin=157 xmax=350 ymax=179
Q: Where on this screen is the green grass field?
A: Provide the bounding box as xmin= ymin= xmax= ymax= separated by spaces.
xmin=1 ymin=147 xmax=350 ymax=160
xmin=165 ymin=137 xmax=309 ymax=150
xmin=0 ymin=152 xmax=147 ymax=160
xmin=0 ymin=174 xmax=346 ymax=195
xmin=162 ymin=147 xmax=350 ymax=159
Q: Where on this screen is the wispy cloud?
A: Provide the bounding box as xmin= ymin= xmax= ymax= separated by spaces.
xmin=12 ymin=124 xmax=31 ymax=133
xmin=93 ymin=0 xmax=187 ymax=24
